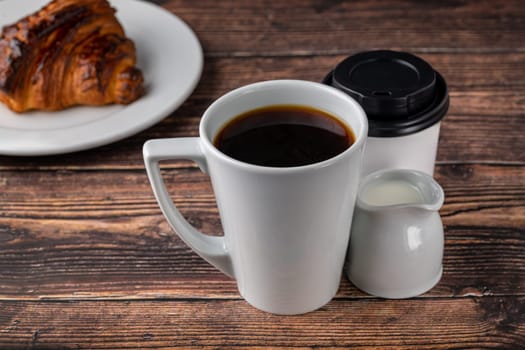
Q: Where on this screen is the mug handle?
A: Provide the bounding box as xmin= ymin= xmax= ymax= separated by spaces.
xmin=143 ymin=138 xmax=234 ymax=278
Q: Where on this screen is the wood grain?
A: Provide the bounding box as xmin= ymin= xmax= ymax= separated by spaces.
xmin=0 ymin=164 xmax=522 ymax=299
xmin=162 ymin=0 xmax=525 ymax=55
xmin=0 ymin=297 xmax=523 ymax=349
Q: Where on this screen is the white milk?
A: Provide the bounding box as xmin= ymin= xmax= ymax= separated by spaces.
xmin=362 ymin=179 xmax=424 ymax=206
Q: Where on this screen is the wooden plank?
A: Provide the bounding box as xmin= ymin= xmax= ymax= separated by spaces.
xmin=0 ymin=297 xmax=523 ymax=349
xmin=0 ymin=164 xmax=522 ymax=227
xmin=0 ymin=53 xmax=523 ymax=168
xmin=436 ymin=164 xmax=525 ymax=227
xmin=161 ymin=54 xmax=525 ymax=95
xmin=159 ymin=0 xmax=525 ymax=55
xmin=0 ymin=164 xmax=523 ymax=299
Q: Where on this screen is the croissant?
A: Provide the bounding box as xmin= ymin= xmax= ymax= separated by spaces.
xmin=0 ymin=0 xmax=144 ymax=112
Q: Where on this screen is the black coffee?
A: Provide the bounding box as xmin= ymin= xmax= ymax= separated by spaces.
xmin=214 ymin=104 xmax=355 ymax=167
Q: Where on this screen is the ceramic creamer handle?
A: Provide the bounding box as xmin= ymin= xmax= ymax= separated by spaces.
xmin=143 ymin=138 xmax=234 ymax=278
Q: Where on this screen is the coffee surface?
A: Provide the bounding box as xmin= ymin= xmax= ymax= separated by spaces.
xmin=214 ymin=105 xmax=354 ymax=167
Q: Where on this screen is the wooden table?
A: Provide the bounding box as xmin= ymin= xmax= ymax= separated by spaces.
xmin=1 ymin=0 xmax=524 ymax=348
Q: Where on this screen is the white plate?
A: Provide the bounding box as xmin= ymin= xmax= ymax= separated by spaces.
xmin=0 ymin=0 xmax=203 ymax=156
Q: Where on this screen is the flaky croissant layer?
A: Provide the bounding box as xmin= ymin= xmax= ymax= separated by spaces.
xmin=0 ymin=0 xmax=144 ymax=112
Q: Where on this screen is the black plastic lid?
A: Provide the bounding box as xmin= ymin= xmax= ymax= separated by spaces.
xmin=323 ymin=50 xmax=449 ymax=137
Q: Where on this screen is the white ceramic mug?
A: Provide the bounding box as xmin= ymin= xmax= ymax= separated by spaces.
xmin=143 ymin=80 xmax=368 ymax=314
